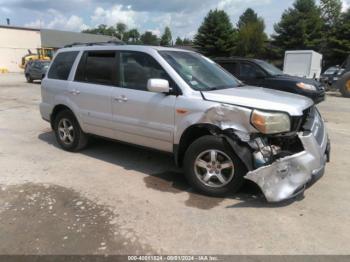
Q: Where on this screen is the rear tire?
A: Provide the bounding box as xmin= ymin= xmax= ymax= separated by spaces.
xmin=26 ymin=74 xmax=33 ymax=83
xmin=339 ymin=74 xmax=350 ymax=98
xmin=183 ymin=135 xmax=246 ymax=197
xmin=53 ymin=110 xmax=88 ymax=152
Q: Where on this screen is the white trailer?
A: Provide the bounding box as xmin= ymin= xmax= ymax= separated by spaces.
xmin=283 ymin=50 xmax=323 ymax=79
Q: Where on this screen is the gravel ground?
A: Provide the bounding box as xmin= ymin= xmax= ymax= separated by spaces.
xmin=0 ymin=73 xmax=349 ymax=255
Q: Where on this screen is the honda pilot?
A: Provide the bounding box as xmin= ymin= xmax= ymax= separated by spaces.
xmin=40 ymin=44 xmax=330 ymax=202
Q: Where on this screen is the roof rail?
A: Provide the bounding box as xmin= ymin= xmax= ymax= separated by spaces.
xmin=64 ymin=40 xmax=125 ymax=48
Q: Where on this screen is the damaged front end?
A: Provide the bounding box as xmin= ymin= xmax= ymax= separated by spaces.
xmin=243 ymin=107 xmax=330 ymax=202
xmin=217 ymin=106 xmax=330 ymax=202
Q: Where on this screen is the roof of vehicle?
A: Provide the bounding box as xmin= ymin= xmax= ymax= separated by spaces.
xmin=214 ymin=57 xmax=262 ymax=63
xmin=59 ymin=44 xmax=193 ymax=53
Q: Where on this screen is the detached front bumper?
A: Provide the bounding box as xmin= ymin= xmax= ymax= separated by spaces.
xmin=244 ymin=110 xmax=330 ymax=202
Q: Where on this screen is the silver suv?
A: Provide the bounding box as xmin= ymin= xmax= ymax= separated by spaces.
xmin=40 ymin=44 xmax=330 ymax=202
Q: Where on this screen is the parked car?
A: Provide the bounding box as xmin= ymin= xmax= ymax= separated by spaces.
xmin=320 ymin=66 xmax=345 ymax=89
xmin=335 ymin=55 xmax=350 ymax=97
xmin=40 ymin=45 xmax=330 ymax=202
xmin=25 ymin=60 xmax=50 ymax=83
xmin=215 ymin=57 xmax=326 ymax=104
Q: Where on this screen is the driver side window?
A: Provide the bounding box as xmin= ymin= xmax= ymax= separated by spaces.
xmin=119 ymin=51 xmax=174 ymax=91
xmin=240 ymin=62 xmax=265 ymax=79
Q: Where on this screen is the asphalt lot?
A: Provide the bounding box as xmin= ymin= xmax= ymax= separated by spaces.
xmin=0 ymin=73 xmax=350 ymax=255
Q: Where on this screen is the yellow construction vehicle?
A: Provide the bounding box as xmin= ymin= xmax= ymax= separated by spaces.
xmin=20 ymin=48 xmax=54 ymax=69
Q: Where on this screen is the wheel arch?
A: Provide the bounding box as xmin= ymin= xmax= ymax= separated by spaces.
xmin=175 ymin=124 xmax=220 ymax=167
xmin=50 ymin=104 xmax=76 ymax=129
xmin=174 ymin=124 xmax=253 ymax=171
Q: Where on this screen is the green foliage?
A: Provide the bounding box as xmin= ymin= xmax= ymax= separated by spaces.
xmin=235 ymin=8 xmax=267 ymax=57
xmin=320 ymin=0 xmax=342 ymax=26
xmin=175 ymin=37 xmax=183 ymax=45
xmin=194 ymin=9 xmax=236 ymax=57
xmin=82 ymin=24 xmax=116 ymax=36
xmin=160 ymin=27 xmax=173 ymax=46
xmin=183 ymin=38 xmax=192 ymax=45
xmin=327 ymin=9 xmax=350 ymax=65
xmin=175 ymin=37 xmax=192 ymax=46
xmin=273 ymin=0 xmax=323 ymax=54
xmin=125 ymin=29 xmax=140 ymax=44
xmin=116 ymin=22 xmax=127 ymax=40
xmin=237 ymin=8 xmax=259 ymax=29
xmin=140 ymin=31 xmax=159 ymax=45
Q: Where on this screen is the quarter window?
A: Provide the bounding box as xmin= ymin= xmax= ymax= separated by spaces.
xmin=48 ymin=51 xmax=78 ymax=80
xmin=75 ymin=51 xmax=117 ymax=85
xmin=119 ymin=51 xmax=172 ymax=91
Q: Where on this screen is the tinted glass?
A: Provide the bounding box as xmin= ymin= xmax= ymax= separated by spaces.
xmin=85 ymin=51 xmax=116 ymax=85
xmin=75 ymin=51 xmax=117 ymax=85
xmin=48 ymin=51 xmax=78 ymax=80
xmin=120 ymin=51 xmax=172 ymax=91
xmin=255 ymin=60 xmax=283 ymax=76
xmin=240 ymin=62 xmax=265 ymax=79
xmin=159 ymin=51 xmax=240 ymax=91
xmin=220 ymin=62 xmax=239 ymax=75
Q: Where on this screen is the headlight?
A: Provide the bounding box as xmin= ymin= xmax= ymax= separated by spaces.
xmin=251 ymin=110 xmax=291 ymax=134
xmin=296 ymin=82 xmax=317 ymax=91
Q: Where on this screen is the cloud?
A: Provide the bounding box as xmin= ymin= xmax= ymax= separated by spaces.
xmin=4 ymin=0 xmax=301 ymax=38
xmin=25 ymin=10 xmax=89 ymax=31
xmin=342 ymin=0 xmax=350 ymax=11
xmin=91 ymin=5 xmax=142 ymax=29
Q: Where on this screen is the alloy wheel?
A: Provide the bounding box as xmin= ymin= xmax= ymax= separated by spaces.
xmin=194 ymin=149 xmax=235 ymax=188
xmin=58 ymin=118 xmax=75 ymax=145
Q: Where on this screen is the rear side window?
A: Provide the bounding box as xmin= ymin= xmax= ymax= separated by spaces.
xmin=75 ymin=51 xmax=117 ymax=85
xmin=48 ymin=51 xmax=78 ymax=80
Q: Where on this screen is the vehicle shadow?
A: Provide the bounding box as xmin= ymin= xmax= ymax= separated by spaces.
xmin=326 ymin=91 xmax=342 ymax=97
xmin=38 ymin=131 xmax=301 ymax=209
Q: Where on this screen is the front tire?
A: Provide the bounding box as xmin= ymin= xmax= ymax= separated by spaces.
xmin=183 ymin=136 xmax=246 ymax=197
xmin=53 ymin=110 xmax=88 ymax=152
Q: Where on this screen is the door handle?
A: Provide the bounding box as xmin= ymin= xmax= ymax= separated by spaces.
xmin=69 ymin=89 xmax=80 ymax=95
xmin=113 ymin=95 xmax=128 ymax=102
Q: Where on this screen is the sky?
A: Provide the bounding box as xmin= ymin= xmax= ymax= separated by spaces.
xmin=0 ymin=0 xmax=349 ymax=39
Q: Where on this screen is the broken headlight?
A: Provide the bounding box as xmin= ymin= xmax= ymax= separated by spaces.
xmin=251 ymin=110 xmax=291 ymax=134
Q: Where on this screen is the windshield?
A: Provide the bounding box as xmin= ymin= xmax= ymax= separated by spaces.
xmin=256 ymin=60 xmax=283 ymax=76
xmin=324 ymin=67 xmax=338 ymax=74
xmin=159 ymin=51 xmax=241 ymax=91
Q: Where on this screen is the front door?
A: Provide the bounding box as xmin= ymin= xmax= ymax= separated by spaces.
xmin=111 ymin=51 xmax=176 ymax=152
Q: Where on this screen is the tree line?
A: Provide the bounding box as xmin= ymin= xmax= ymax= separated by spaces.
xmin=82 ymin=23 xmax=191 ymax=47
xmin=82 ymin=0 xmax=350 ymax=67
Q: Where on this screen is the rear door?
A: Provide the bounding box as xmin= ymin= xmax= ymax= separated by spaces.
xmin=69 ymin=50 xmax=117 ymax=138
xmin=111 ymin=51 xmax=176 ymax=152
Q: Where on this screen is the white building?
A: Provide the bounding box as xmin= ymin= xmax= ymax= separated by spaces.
xmin=0 ymin=26 xmax=41 ymax=72
xmin=0 ymin=25 xmax=121 ymax=72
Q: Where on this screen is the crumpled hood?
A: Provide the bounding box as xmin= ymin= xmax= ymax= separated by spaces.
xmin=202 ymin=86 xmax=314 ymax=116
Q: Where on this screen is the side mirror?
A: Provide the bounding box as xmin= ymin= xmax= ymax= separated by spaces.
xmin=147 ymin=79 xmax=170 ymax=94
